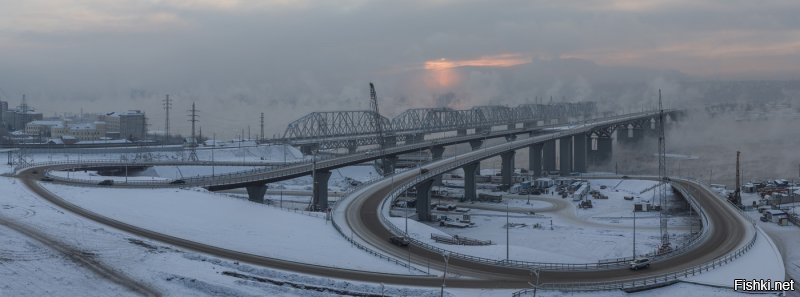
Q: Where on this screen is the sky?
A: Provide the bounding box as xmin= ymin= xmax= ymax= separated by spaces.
xmin=1 ymin=0 xmax=799 ymax=137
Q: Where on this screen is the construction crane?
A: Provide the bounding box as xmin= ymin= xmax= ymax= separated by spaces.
xmin=369 ymin=82 xmax=384 ymax=148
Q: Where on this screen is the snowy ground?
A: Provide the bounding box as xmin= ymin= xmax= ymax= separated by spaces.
xmin=1 ymin=176 xmax=455 ymax=296
xmin=392 ymin=179 xmax=695 ymax=263
xmin=41 ymin=183 xmax=417 ymax=274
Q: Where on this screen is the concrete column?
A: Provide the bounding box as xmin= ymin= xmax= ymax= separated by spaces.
xmin=543 ymin=140 xmax=556 ymax=174
xmin=383 ymin=136 xmax=397 ymax=147
xmin=245 ymin=183 xmax=268 ymax=203
xmin=312 ymin=170 xmax=332 ymax=211
xmin=501 ymin=151 xmax=515 ymax=190
xmin=529 ymin=143 xmax=543 ymax=176
xmin=559 ymin=136 xmax=572 ymax=176
xmin=597 ymin=136 xmax=613 ymax=164
xmin=463 ymin=163 xmax=479 ymax=202
xmin=430 ymin=145 xmax=445 ymax=160
xmin=415 ymin=179 xmax=435 ymax=221
xmin=381 ymin=155 xmax=398 ymax=175
xmin=469 ymin=140 xmax=483 ymax=174
xmin=573 ymin=134 xmax=587 ymax=173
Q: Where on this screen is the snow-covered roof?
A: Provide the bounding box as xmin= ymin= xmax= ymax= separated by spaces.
xmin=27 ymin=120 xmax=64 ymax=128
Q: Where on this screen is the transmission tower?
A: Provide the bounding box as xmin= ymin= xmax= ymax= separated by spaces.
xmin=657 ymin=89 xmax=670 ymax=252
xmin=260 ymin=112 xmax=265 ymax=142
xmin=187 ymin=102 xmax=199 ymax=161
xmin=163 ymin=94 xmax=172 ymax=143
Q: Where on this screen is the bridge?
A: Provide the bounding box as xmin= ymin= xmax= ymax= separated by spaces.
xmin=33 ymin=109 xmax=679 ymax=214
xmin=15 ymin=105 xmax=761 ymax=293
xmin=280 ymin=102 xmax=601 ymax=153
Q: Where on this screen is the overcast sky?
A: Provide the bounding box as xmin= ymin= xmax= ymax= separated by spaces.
xmin=1 ymin=0 xmax=799 ymax=137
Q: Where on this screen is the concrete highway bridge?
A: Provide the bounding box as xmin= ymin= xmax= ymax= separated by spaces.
xmin=15 ymin=107 xmax=763 ymax=293
xmin=33 ymin=110 xmax=680 ymax=213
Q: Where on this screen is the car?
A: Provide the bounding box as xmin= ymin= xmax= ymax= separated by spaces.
xmin=760 ymin=216 xmax=769 ymax=222
xmin=389 ymin=236 xmax=410 ymax=247
xmin=629 ymin=258 xmax=651 ymax=270
xmin=40 ymin=177 xmax=54 ymax=182
xmin=621 ymin=175 xmax=630 ymax=179
xmin=169 ymin=179 xmax=186 ymax=185
xmin=98 ymin=179 xmax=114 ymax=186
xmin=420 ymin=168 xmax=429 ymax=174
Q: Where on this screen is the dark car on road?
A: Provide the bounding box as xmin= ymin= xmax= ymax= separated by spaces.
xmin=40 ymin=176 xmax=54 ymax=182
xmin=389 ymin=236 xmax=410 ymax=247
xmin=98 ymin=179 xmax=114 ymax=186
xmin=169 ymin=179 xmax=186 ymax=185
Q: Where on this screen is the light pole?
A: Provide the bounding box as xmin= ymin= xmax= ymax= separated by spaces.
xmin=440 ymin=252 xmax=450 ymax=297
xmin=632 ymin=209 xmax=637 ymax=259
xmin=506 ymin=202 xmax=510 ymax=261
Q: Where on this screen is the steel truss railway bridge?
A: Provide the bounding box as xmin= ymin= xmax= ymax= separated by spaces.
xmin=17 ymin=104 xmax=767 ymax=293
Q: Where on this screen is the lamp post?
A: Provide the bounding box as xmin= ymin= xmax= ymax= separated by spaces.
xmin=506 ymin=202 xmax=510 ymax=261
xmin=440 ymin=252 xmax=450 ymax=297
xmin=632 ymin=209 xmax=637 ymax=259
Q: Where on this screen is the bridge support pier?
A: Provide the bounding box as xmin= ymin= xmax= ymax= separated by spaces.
xmin=573 ymin=134 xmax=587 ymax=173
xmin=430 ymin=145 xmax=445 ymax=160
xmin=463 ymin=163 xmax=479 ymax=202
xmin=469 ymin=140 xmax=483 ymax=174
xmin=529 ymin=143 xmax=543 ymax=176
xmin=593 ymin=136 xmax=613 ymax=165
xmin=312 ymin=170 xmax=332 ymax=211
xmin=415 ymin=179 xmax=435 ymax=222
xmin=543 ymin=140 xmax=556 ymax=175
xmin=501 ymin=151 xmax=515 ymax=190
xmin=245 ymin=184 xmax=268 ymax=203
xmin=381 ymin=155 xmax=398 ymax=175
xmin=559 ymin=136 xmax=572 ymax=176
xmin=383 ymin=136 xmax=397 ymax=148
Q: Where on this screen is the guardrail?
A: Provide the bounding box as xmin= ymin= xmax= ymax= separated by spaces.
xmin=374 ymin=115 xmax=713 ymax=272
xmin=512 ymin=231 xmax=757 ymax=295
xmin=329 ymin=172 xmax=431 ymax=275
xmin=509 ymin=178 xmax=758 ymax=294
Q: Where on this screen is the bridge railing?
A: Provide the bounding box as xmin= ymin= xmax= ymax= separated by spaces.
xmin=511 ymin=230 xmax=757 ymax=294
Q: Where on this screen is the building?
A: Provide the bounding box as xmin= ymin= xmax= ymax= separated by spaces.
xmin=2 ymin=104 xmax=43 ymax=131
xmin=119 ymin=110 xmax=146 ymax=141
xmin=24 ymin=120 xmax=64 ymax=138
xmin=51 ymin=122 xmax=107 ymax=141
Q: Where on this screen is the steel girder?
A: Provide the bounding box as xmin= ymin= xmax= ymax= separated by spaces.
xmin=283 ymin=111 xmax=391 ymax=140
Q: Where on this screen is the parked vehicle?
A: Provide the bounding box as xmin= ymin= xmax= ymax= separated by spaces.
xmin=98 ymin=180 xmax=114 ymax=186
xmin=389 ymin=236 xmax=410 ymax=247
xmin=760 ymin=216 xmax=769 ymax=222
xmin=629 ymin=258 xmax=651 ymax=270
xmin=169 ymin=179 xmax=186 ymax=185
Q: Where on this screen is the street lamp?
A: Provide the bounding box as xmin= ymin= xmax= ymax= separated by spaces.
xmin=506 ymin=202 xmax=510 ymax=261
xmin=440 ymin=252 xmax=450 ymax=297
xmin=632 ymin=209 xmax=637 ymax=259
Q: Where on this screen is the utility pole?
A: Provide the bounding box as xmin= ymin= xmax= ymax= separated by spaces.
xmin=188 ymin=102 xmax=199 ymax=161
xmin=163 ymin=94 xmax=171 ymax=144
xmin=734 ymin=151 xmax=742 ymax=207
